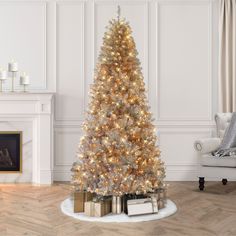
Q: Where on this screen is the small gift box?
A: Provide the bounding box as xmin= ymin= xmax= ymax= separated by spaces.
xmin=84 ymin=199 xmax=112 ymax=217
xmin=158 ymin=199 xmax=165 ymax=209
xmin=159 ymin=189 xmax=165 ymax=201
xmin=151 ymin=196 xmax=158 ymax=213
xmin=112 ymin=196 xmax=122 ymax=214
xmin=148 ymin=187 xmax=168 ymax=203
xmin=74 ymin=191 xmax=94 ymax=213
xmin=94 ymin=199 xmax=112 ymax=217
xmin=159 ymin=187 xmax=167 ymax=203
xmin=84 ymin=201 xmax=95 ymax=216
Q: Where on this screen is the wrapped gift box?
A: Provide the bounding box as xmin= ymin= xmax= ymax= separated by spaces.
xmin=94 ymin=199 xmax=112 ymax=217
xmin=112 ymin=196 xmax=122 ymax=214
xmin=74 ymin=191 xmax=94 ymax=213
xmin=147 ymin=187 xmax=167 ymax=203
xmin=158 ymin=199 xmax=165 ymax=209
xmin=85 ymin=199 xmax=112 ymax=217
xmin=127 ymin=198 xmax=157 ymax=216
xmin=151 ymin=196 xmax=158 ymax=213
xmin=84 ymin=201 xmax=95 ymax=216
xmin=123 ymin=194 xmax=147 ymax=214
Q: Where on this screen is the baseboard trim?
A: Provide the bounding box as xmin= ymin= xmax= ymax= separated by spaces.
xmin=165 ymin=170 xmax=199 ymax=181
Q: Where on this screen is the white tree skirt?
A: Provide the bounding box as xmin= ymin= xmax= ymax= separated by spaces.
xmin=61 ymin=198 xmax=177 ymax=223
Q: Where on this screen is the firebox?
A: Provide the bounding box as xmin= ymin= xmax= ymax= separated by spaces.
xmin=0 ymin=132 xmax=22 ymax=172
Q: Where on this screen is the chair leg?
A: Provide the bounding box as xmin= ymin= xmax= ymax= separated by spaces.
xmin=222 ymin=178 xmax=228 ymax=185
xmin=199 ymin=177 xmax=205 ymax=191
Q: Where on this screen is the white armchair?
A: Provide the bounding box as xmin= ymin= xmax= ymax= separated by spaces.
xmin=194 ymin=113 xmax=236 ymax=190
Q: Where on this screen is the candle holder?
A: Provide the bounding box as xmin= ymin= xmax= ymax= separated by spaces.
xmin=0 ymin=80 xmax=3 ymax=92
xmin=11 ymin=71 xmax=17 ymax=92
xmin=23 ymin=84 xmax=28 ymax=93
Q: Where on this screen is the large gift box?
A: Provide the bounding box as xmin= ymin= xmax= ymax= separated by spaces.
xmin=123 ymin=194 xmax=147 ymax=214
xmin=85 ymin=199 xmax=112 ymax=217
xmin=127 ymin=197 xmax=158 ymax=216
xmin=74 ymin=191 xmax=94 ymax=213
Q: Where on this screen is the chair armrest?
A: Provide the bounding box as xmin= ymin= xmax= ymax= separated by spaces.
xmin=194 ymin=138 xmax=221 ymax=154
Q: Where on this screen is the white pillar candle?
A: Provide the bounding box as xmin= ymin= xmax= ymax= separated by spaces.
xmin=20 ymin=74 xmax=30 ymax=85
xmin=8 ymin=61 xmax=18 ymax=72
xmin=0 ymin=69 xmax=7 ymax=80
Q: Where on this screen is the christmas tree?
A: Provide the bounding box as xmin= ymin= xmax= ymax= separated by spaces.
xmin=72 ymin=9 xmax=165 ymax=196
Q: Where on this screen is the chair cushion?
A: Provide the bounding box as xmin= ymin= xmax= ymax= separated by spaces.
xmin=201 ymin=154 xmax=236 ymax=167
xmin=215 ymin=113 xmax=232 ymax=138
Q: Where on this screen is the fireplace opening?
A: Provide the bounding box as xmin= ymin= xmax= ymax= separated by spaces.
xmin=0 ymin=132 xmax=22 ymax=172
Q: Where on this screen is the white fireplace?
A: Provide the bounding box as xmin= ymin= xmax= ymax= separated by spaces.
xmin=0 ymin=93 xmax=54 ymax=184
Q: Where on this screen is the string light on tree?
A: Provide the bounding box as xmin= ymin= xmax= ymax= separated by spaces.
xmin=71 ymin=6 xmax=165 ymax=196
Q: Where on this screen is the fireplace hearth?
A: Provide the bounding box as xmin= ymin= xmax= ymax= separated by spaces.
xmin=0 ymin=132 xmax=22 ymax=172
xmin=0 ymin=93 xmax=53 ymax=183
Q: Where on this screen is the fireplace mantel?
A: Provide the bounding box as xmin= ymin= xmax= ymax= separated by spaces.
xmin=0 ymin=92 xmax=54 ymax=184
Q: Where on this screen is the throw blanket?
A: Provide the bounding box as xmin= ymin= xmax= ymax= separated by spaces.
xmin=213 ymin=112 xmax=236 ymax=157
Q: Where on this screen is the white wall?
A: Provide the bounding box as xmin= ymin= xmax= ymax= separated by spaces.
xmin=0 ymin=0 xmax=219 ymax=181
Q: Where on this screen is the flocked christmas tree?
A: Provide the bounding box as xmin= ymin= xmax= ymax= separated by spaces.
xmin=72 ymin=8 xmax=165 ymax=196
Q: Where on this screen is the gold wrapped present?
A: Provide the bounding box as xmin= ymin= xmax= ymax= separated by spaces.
xmin=74 ymin=191 xmax=94 ymax=213
xmin=112 ymin=196 xmax=122 ymax=214
xmin=159 ymin=188 xmax=167 ymax=203
xmin=94 ymin=199 xmax=112 ymax=217
xmin=158 ymin=199 xmax=165 ymax=209
xmin=84 ymin=201 xmax=95 ymax=216
xmin=148 ymin=187 xmax=167 ymax=203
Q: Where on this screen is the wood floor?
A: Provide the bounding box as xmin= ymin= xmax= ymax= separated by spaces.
xmin=0 ymin=182 xmax=236 ymax=236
